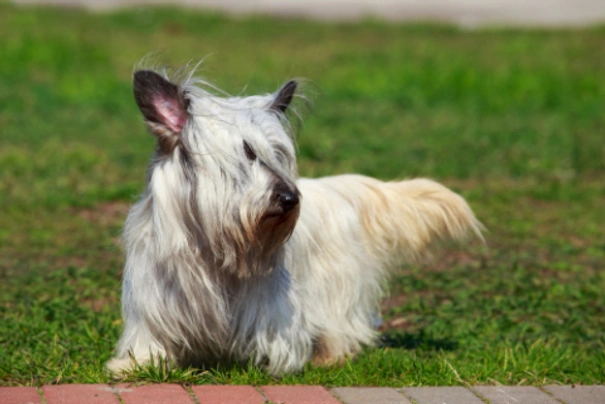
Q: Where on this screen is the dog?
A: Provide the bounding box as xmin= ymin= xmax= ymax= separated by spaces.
xmin=107 ymin=67 xmax=483 ymax=375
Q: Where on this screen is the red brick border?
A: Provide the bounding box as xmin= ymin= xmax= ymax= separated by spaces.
xmin=261 ymin=386 xmax=341 ymax=404
xmin=191 ymin=385 xmax=265 ymax=404
xmin=0 ymin=386 xmax=42 ymax=404
xmin=118 ymin=384 xmax=194 ymax=404
xmin=42 ymin=384 xmax=120 ymax=404
xmin=2 ymin=384 xmax=604 ymax=404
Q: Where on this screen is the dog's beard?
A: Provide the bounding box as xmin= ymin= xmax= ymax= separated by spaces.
xmin=254 ymin=204 xmax=300 ymax=260
xmin=230 ymin=199 xmax=301 ymax=278
xmin=180 ymin=193 xmax=300 ymax=279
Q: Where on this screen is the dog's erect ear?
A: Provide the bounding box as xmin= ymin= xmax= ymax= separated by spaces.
xmin=133 ymin=70 xmax=189 ymax=137
xmin=270 ymin=80 xmax=297 ymax=113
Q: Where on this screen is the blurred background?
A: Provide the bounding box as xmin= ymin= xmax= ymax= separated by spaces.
xmin=13 ymin=0 xmax=605 ymax=27
xmin=1 ymin=0 xmax=604 ymax=386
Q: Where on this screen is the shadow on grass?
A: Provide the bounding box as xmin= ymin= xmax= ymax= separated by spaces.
xmin=379 ymin=330 xmax=458 ymax=351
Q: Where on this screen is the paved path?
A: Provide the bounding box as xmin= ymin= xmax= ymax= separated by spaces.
xmin=12 ymin=0 xmax=605 ymax=27
xmin=2 ymin=384 xmax=604 ymax=404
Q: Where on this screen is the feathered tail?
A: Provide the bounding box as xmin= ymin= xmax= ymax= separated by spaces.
xmin=305 ymin=175 xmax=484 ymax=265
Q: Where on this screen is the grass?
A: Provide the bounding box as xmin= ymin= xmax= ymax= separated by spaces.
xmin=1 ymin=3 xmax=604 ymax=387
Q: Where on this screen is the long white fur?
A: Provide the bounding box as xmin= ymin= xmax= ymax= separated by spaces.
xmin=107 ymin=71 xmax=483 ymax=375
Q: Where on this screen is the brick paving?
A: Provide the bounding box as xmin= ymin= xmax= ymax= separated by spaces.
xmin=401 ymin=386 xmax=485 ymax=404
xmin=472 ymin=386 xmax=561 ymax=404
xmin=2 ymin=384 xmax=604 ymax=404
xmin=332 ymin=387 xmax=412 ymax=404
xmin=42 ymin=384 xmax=120 ymax=404
xmin=543 ymin=385 xmax=605 ymax=404
xmin=0 ymin=386 xmax=42 ymax=404
xmin=119 ymin=384 xmax=194 ymax=404
xmin=191 ymin=385 xmax=265 ymax=404
xmin=262 ymin=386 xmax=342 ymax=404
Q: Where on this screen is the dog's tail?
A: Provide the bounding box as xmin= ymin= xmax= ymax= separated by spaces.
xmin=327 ymin=175 xmax=484 ymax=265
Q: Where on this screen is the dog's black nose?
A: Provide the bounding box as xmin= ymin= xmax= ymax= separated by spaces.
xmin=279 ymin=191 xmax=299 ymax=212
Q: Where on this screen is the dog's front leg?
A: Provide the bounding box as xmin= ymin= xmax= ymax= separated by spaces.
xmin=229 ymin=268 xmax=315 ymax=375
xmin=107 ymin=318 xmax=168 ymax=374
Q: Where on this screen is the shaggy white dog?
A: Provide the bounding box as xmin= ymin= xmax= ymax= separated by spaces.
xmin=107 ymin=69 xmax=483 ymax=375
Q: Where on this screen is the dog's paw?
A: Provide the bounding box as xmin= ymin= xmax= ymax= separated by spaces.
xmin=311 ymin=338 xmax=353 ymax=367
xmin=311 ymin=353 xmax=351 ymax=367
xmin=106 ymin=357 xmax=135 ymax=376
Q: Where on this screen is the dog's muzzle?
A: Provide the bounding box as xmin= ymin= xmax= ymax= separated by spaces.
xmin=263 ymin=182 xmax=301 ymax=220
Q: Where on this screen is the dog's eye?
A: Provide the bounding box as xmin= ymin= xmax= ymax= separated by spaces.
xmin=243 ymin=141 xmax=257 ymax=161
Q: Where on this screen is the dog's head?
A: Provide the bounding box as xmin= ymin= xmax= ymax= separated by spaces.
xmin=133 ymin=69 xmax=301 ymax=277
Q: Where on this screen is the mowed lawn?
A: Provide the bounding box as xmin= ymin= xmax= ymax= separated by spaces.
xmin=1 ymin=3 xmax=604 ymax=386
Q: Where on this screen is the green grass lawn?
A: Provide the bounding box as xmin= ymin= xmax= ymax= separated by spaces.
xmin=1 ymin=3 xmax=604 ymax=387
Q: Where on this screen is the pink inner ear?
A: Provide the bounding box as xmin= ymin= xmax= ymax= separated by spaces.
xmin=154 ymin=95 xmax=186 ymax=133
